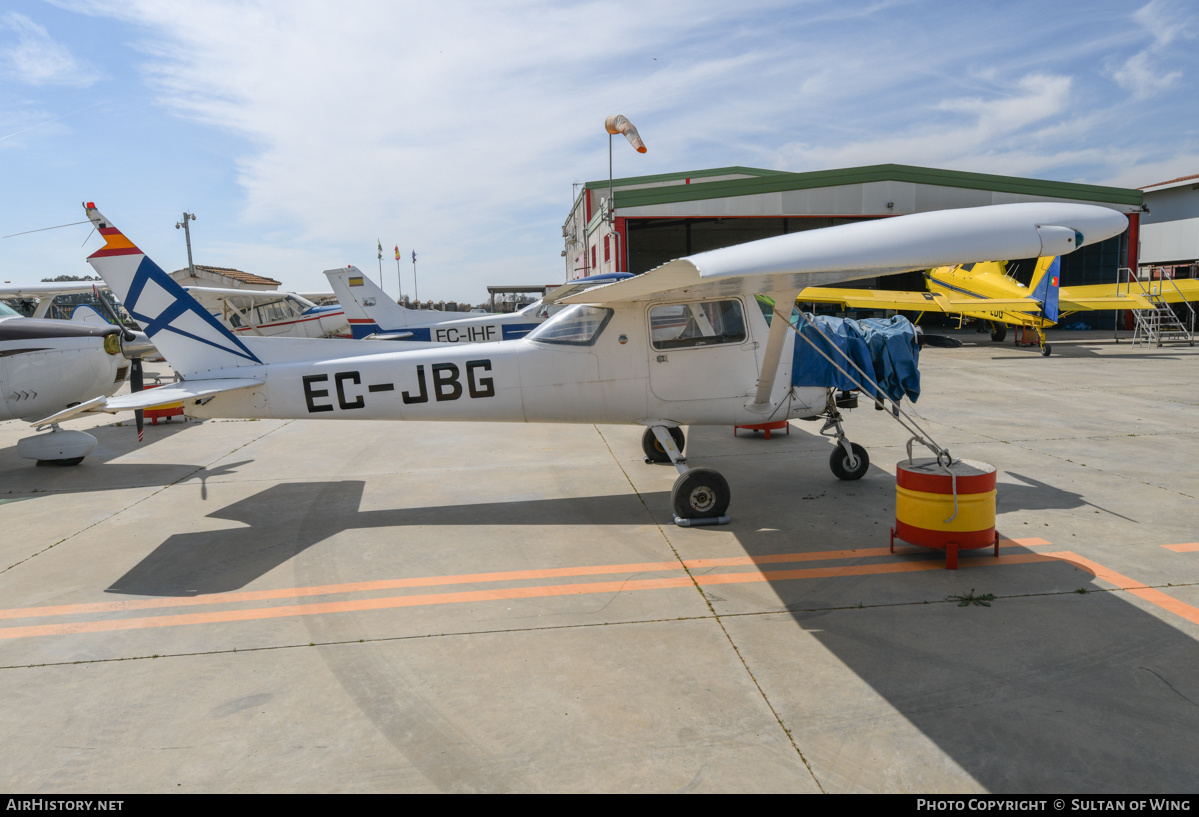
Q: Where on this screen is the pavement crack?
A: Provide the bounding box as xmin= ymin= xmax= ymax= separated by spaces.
xmin=1140 ymin=667 xmax=1199 ymax=707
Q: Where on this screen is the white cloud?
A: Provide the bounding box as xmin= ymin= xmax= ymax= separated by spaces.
xmin=0 ymin=12 xmax=101 ymax=86
xmin=26 ymin=0 xmax=1199 ymax=298
xmin=775 ymin=74 xmax=1077 ymax=173
xmin=1111 ymin=50 xmax=1180 ymax=98
xmin=1110 ymin=0 xmax=1193 ymax=98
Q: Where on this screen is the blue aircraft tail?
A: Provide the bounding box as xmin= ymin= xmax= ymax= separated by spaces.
xmin=1031 ymin=257 xmax=1061 ymax=323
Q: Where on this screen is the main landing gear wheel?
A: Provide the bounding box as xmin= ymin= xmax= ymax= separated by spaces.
xmin=830 ymin=442 xmax=869 ymax=481
xmin=642 ymin=426 xmax=685 ymax=463
xmin=990 ymin=322 xmax=1007 ymax=343
xmin=672 ymin=467 xmax=730 ymax=520
xmin=1040 ymin=343 xmax=1052 ymax=357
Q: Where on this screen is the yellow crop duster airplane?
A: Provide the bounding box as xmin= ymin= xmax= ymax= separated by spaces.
xmin=796 ymin=256 xmax=1199 ymax=356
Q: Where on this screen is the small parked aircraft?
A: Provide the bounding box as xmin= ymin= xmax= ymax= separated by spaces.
xmin=1 ymin=299 xmax=153 ymax=464
xmin=794 ymin=256 xmax=1199 ymax=356
xmin=326 ymin=266 xmax=632 ymax=344
xmin=1 ymin=280 xmax=114 ymax=319
xmin=40 ymin=201 xmax=1127 ymax=520
xmin=185 ymin=286 xmax=350 ymax=339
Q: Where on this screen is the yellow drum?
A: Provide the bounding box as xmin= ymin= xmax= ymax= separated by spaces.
xmin=891 ymin=458 xmax=998 ymax=569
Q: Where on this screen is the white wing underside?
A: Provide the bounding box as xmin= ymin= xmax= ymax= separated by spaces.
xmin=562 ymin=203 xmax=1129 ymax=305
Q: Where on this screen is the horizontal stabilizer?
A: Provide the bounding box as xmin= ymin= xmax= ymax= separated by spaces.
xmin=32 ymin=378 xmax=263 ymax=427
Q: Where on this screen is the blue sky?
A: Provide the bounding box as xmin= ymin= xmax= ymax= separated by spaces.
xmin=1 ymin=0 xmax=1195 ymax=303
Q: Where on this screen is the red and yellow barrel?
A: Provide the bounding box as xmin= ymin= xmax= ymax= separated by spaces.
xmin=891 ymin=458 xmax=998 ymax=569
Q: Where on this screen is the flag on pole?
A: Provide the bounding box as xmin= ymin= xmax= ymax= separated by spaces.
xmin=377 ymin=239 xmax=382 ymax=260
xmin=394 ymin=244 xmax=400 ymax=260
xmin=412 ymin=250 xmax=417 ymax=263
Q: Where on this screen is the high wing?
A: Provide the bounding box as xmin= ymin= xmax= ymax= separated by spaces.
xmin=541 ymin=272 xmax=635 ymax=305
xmin=561 ymin=202 xmax=1129 ymax=306
xmin=0 ymin=281 xmax=113 ymax=320
xmin=0 ymin=281 xmax=107 ymax=298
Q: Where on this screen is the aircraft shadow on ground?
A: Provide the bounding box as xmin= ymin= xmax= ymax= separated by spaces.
xmin=0 ymin=420 xmax=200 ymax=484
xmin=714 ymin=463 xmax=1199 ymax=793
xmin=104 ymin=474 xmax=1199 ymax=792
xmin=106 ymin=481 xmax=667 ymax=597
xmin=997 ymin=472 xmax=1136 ymax=521
xmin=0 ymin=456 xmax=253 ymax=498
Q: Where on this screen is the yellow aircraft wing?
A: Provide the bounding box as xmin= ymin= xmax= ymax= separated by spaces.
xmin=795 ymin=287 xmax=952 ymax=311
xmin=1059 ymin=278 xmax=1199 ymax=309
xmin=1057 ymin=290 xmax=1153 ymax=311
xmin=796 ymin=287 xmax=1039 ymax=312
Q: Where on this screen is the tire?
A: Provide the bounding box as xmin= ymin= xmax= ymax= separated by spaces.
xmin=671 ymin=468 xmax=730 ymax=519
xmin=642 ymin=426 xmax=685 ymax=463
xmin=1040 ymin=343 xmax=1052 ymax=357
xmin=990 ymin=323 xmax=1007 ymax=343
xmin=38 ymin=457 xmax=85 ymax=467
xmin=829 ymin=442 xmax=869 ymax=481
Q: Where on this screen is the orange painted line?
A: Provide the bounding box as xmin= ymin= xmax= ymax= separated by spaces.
xmin=0 ymin=577 xmax=696 ymax=640
xmin=1163 ymin=543 xmax=1199 ymax=553
xmin=0 ymin=552 xmax=1051 ymax=641
xmin=1046 ymin=551 xmax=1199 ymax=628
xmin=0 ymin=561 xmax=688 ymax=621
xmin=698 ymin=553 xmax=1057 ymax=584
xmin=0 ymin=538 xmax=1056 ymax=623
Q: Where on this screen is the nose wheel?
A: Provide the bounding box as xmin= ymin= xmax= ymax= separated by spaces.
xmin=820 ymin=403 xmax=870 ymax=481
xmin=672 ymin=467 xmax=730 ymax=520
xmin=829 ymin=441 xmax=870 ymax=480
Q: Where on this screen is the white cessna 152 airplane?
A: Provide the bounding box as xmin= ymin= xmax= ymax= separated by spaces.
xmin=325 ymin=265 xmax=631 ymax=344
xmin=41 ymin=201 xmax=1126 ymax=520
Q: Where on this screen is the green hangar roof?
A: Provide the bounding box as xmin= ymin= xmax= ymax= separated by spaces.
xmin=582 ymin=164 xmax=1142 ymax=212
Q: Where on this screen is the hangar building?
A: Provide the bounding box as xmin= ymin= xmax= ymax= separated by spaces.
xmin=1138 ymin=174 xmax=1199 ymax=277
xmin=562 ymin=164 xmax=1143 ymax=293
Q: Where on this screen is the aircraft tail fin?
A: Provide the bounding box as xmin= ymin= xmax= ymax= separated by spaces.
xmin=1030 ymin=257 xmax=1061 ymax=324
xmin=325 ymin=266 xmax=414 ymax=338
xmin=70 ymin=303 xmax=112 ymax=326
xmin=83 ymin=203 xmax=264 ymax=377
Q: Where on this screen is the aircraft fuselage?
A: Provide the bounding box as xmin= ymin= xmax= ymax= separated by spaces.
xmin=187 ymin=297 xmax=828 ymax=427
xmin=0 ymin=317 xmax=127 ymax=422
xmin=925 ymin=262 xmax=1052 ymax=329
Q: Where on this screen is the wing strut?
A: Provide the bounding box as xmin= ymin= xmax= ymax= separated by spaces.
xmin=750 ymin=289 xmax=799 ymax=409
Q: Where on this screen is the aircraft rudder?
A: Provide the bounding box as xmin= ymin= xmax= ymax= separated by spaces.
xmin=326 ymin=265 xmax=413 ymax=329
xmin=1030 ymin=257 xmax=1061 ymax=323
xmin=82 ymin=203 xmax=265 ymax=376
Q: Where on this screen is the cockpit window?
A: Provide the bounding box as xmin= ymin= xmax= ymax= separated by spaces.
xmin=0 ymin=302 xmax=20 ymax=318
xmin=526 ymin=305 xmax=612 ymax=346
xmin=650 ymin=299 xmax=746 ymax=350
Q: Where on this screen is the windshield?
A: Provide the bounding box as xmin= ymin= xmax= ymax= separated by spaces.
xmin=0 ymin=301 xmax=20 ymax=318
xmin=526 ymin=304 xmax=612 ymax=346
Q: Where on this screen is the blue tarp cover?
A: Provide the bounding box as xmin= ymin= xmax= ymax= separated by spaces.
xmin=792 ymin=314 xmax=921 ymax=403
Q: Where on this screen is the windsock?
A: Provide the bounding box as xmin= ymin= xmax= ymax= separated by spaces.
xmin=605 ymin=115 xmax=647 ymax=153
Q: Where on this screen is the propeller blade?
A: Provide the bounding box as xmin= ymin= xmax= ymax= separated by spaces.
xmin=92 ymin=285 xmax=135 ymax=341
xmin=130 ymin=357 xmax=144 ymax=442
